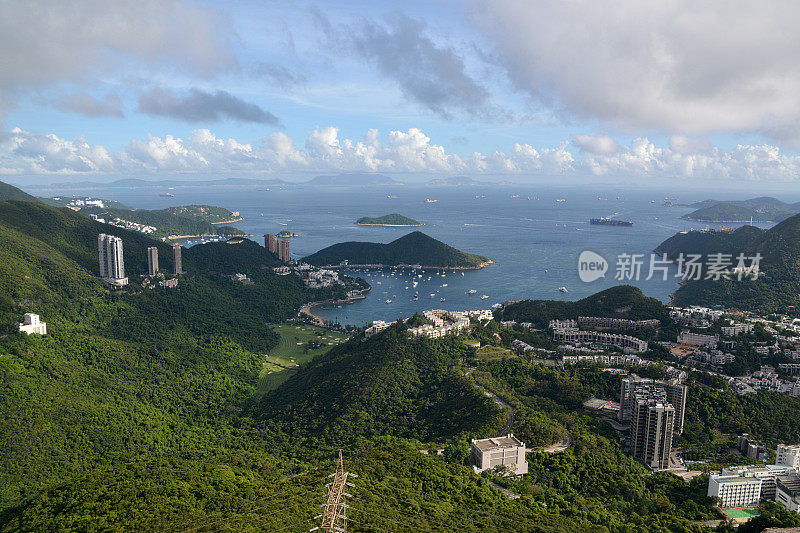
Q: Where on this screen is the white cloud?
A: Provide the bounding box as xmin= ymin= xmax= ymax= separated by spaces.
xmin=572 ymin=135 xmax=620 ymax=155
xmin=2 ymin=127 xmax=800 ymax=181
xmin=0 ymin=0 xmax=234 ymax=111
xmin=471 ymin=0 xmax=800 ymax=145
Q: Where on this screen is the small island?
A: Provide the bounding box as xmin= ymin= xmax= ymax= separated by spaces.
xmin=303 ymin=231 xmax=492 ymax=269
xmin=355 ymin=213 xmax=423 ymax=227
xmin=276 ymin=230 xmax=299 ymax=238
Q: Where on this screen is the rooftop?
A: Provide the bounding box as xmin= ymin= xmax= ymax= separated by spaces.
xmin=472 ymin=434 xmax=524 ymax=451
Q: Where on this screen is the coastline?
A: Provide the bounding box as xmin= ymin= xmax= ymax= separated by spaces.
xmin=314 ymin=260 xmax=494 ymax=271
xmin=682 ymin=217 xmax=773 ymax=223
xmin=166 ymin=232 xmax=252 ymax=240
xmin=210 ymin=217 xmax=244 ymax=225
xmin=299 ymin=292 xmax=369 ymax=324
xmin=354 ymin=222 xmax=425 ymax=227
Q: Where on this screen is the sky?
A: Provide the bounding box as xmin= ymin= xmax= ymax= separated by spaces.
xmin=1 ymin=0 xmax=800 ymax=185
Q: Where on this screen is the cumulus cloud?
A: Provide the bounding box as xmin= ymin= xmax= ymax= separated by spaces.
xmin=0 ymin=0 xmax=234 ymax=111
xmin=2 ymin=127 xmax=799 ymax=181
xmin=323 ymin=12 xmax=490 ymax=119
xmin=52 ymin=93 xmax=124 ymax=118
xmin=471 ymin=0 xmax=800 ymax=145
xmin=572 ymin=134 xmax=620 ymax=155
xmin=137 ymin=88 xmax=280 ymax=125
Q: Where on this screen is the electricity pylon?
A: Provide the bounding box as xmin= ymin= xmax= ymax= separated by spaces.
xmin=313 ymin=450 xmax=355 ymax=533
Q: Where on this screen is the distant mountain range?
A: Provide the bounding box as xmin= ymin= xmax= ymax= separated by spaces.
xmin=20 ymin=173 xmax=526 ymax=191
xmin=683 ymin=196 xmax=800 ymax=222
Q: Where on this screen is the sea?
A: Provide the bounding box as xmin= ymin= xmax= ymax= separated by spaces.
xmin=32 ymin=182 xmax=779 ymax=327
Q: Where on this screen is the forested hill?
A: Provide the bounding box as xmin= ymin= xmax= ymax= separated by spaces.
xmin=0 ymin=181 xmax=38 ymax=202
xmin=682 ymin=196 xmax=798 ymax=222
xmin=655 ymin=225 xmax=765 ymax=259
xmin=658 ymin=214 xmax=800 ymax=312
xmin=303 ymin=231 xmax=490 ymax=268
xmin=252 ymin=324 xmax=504 ymax=444
xmin=355 ymin=213 xmax=423 ymax=226
xmin=500 ymin=285 xmax=669 ymax=328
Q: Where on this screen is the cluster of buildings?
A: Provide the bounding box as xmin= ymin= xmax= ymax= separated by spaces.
xmin=264 ymin=233 xmax=291 ymax=262
xmin=576 ymin=316 xmax=661 ymax=331
xmin=61 ymin=197 xmax=105 ymax=209
xmin=98 ymin=234 xmax=183 ymax=287
xmin=18 ymin=313 xmax=46 ymax=335
xmin=617 ymin=373 xmax=687 ymax=470
xmin=708 ymin=444 xmax=800 ymax=511
xmin=552 ymin=327 xmax=649 ymax=353
xmin=303 ymin=268 xmax=342 ymax=289
xmin=89 ymin=214 xmax=156 ymax=235
xmin=407 ymin=309 xmax=493 ymax=339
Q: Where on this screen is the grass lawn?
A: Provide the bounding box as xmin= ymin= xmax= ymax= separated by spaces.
xmin=257 ymin=323 xmax=349 ymax=392
xmin=475 ymin=345 xmax=516 ymax=360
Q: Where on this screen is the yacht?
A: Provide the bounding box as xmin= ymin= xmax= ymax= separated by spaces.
xmin=441 ymin=284 xmax=448 ymax=287
xmin=481 ymin=295 xmax=489 ymax=300
xmin=440 ymin=297 xmax=446 ymax=302
xmin=558 ymin=286 xmax=568 ymax=293
xmin=424 ymin=198 xmax=439 ymax=204
xmin=468 ymin=289 xmax=477 ymax=295
xmin=385 ymin=299 xmax=392 ymax=304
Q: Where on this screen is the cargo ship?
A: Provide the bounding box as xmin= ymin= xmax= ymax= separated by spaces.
xmin=590 ymin=217 xmax=633 ymax=226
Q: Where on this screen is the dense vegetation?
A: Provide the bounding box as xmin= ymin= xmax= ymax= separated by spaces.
xmin=683 ymin=196 xmax=798 ymax=222
xmin=355 ymin=213 xmax=423 ymax=226
xmin=2 ymin=182 xmax=799 ymax=531
xmin=0 ymin=182 xmax=39 ymax=202
xmin=164 ymin=204 xmax=240 ymax=223
xmin=500 ymin=285 xmax=670 ymax=328
xmin=79 ymin=204 xmax=245 ymax=239
xmin=659 ymin=213 xmax=800 ymax=312
xmin=303 ymin=231 xmax=490 ymax=268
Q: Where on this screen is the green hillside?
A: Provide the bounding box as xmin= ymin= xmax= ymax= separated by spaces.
xmin=164 ymin=204 xmax=240 ymax=223
xmin=660 ymin=213 xmax=800 ymax=312
xmin=0 ymin=197 xmax=767 ymax=531
xmin=252 ymin=324 xmax=504 ymax=444
xmin=303 ymin=231 xmax=490 ymax=268
xmin=355 ymin=213 xmax=423 ymax=226
xmin=0 ymin=182 xmax=38 ymax=202
xmin=500 ymin=285 xmax=669 ymax=329
xmin=683 ymin=196 xmax=797 ymax=222
xmin=79 ymin=204 xmax=245 ymax=239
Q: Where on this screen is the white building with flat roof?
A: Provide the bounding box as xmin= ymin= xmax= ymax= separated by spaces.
xmin=708 ymin=473 xmax=762 ymax=508
xmin=777 ymin=444 xmax=800 ymax=469
xmin=18 ymin=313 xmax=46 ymax=335
xmin=470 ymin=434 xmax=528 ymax=476
xmin=776 ymin=472 xmax=800 ymax=512
xmin=98 ymin=233 xmax=128 ymax=286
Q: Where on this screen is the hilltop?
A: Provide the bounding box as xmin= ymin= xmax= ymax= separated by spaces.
xmin=682 ymin=196 xmax=799 ymax=222
xmin=657 ymin=213 xmax=800 ymax=312
xmin=303 ymin=231 xmax=491 ymax=268
xmin=355 ymin=213 xmax=423 ymax=226
xmin=252 ymin=325 xmax=504 ymax=444
xmin=0 ymin=182 xmax=39 ymax=202
xmin=500 ymin=285 xmax=670 ymax=328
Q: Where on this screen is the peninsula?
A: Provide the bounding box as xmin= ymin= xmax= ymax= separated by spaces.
xmin=303 ymin=230 xmax=491 ymax=269
xmin=355 ymin=213 xmax=423 ymax=226
xmin=682 ymin=197 xmax=798 ymax=223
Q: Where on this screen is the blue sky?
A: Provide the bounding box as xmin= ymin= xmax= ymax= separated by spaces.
xmin=1 ymin=0 xmax=799 ymax=183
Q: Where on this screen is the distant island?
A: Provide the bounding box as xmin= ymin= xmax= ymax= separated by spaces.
xmin=355 ymin=214 xmax=423 ymax=227
xmin=303 ymin=231 xmax=491 ymax=269
xmin=165 ymin=205 xmax=243 ymax=224
xmin=682 ymin=196 xmax=799 ymax=222
xmin=276 ymin=230 xmax=299 ymax=237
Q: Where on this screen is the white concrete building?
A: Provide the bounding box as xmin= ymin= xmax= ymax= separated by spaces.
xmin=18 ymin=313 xmax=46 ymax=335
xmin=777 ymin=444 xmax=800 ymax=469
xmin=98 ymin=233 xmax=128 ymax=286
xmin=678 ymin=330 xmax=719 ymax=348
xmin=470 ymin=434 xmax=528 ymax=476
xmin=708 ymin=473 xmax=762 ymax=508
xmin=365 ymin=320 xmax=390 ymax=337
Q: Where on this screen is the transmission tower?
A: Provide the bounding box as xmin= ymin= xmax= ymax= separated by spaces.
xmin=311 ymin=450 xmax=355 ymax=533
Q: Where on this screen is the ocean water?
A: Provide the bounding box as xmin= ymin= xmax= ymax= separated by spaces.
xmin=37 ymin=182 xmax=777 ymax=326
